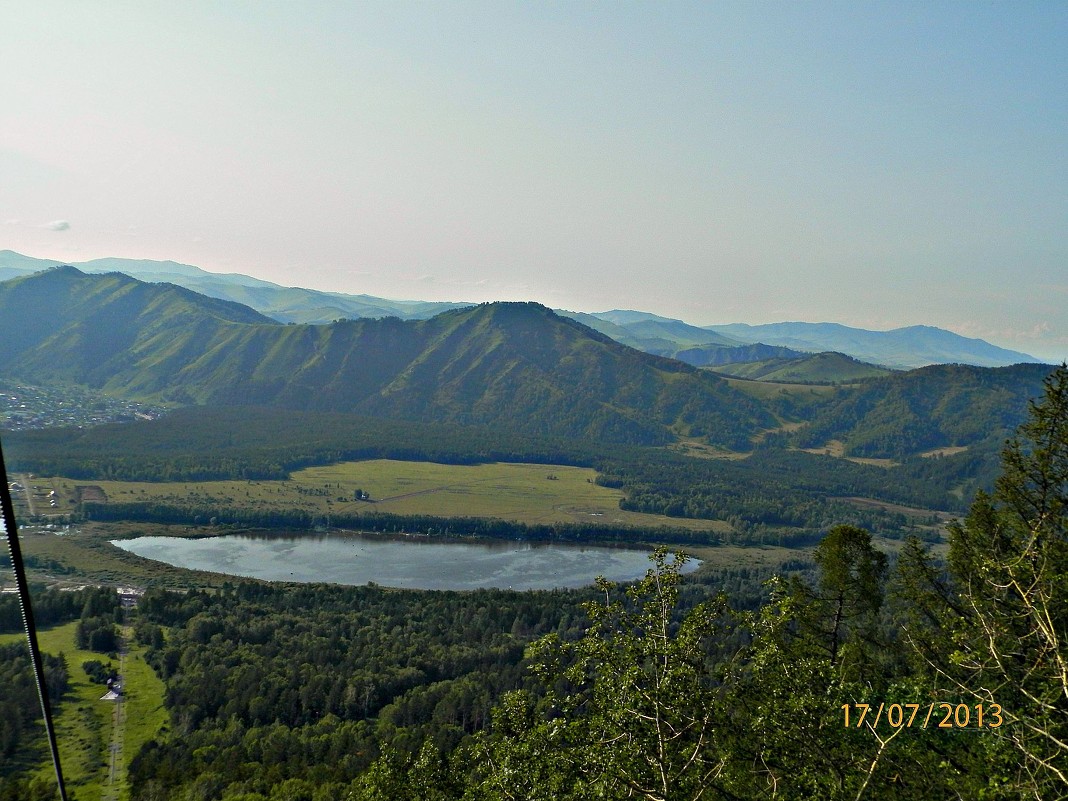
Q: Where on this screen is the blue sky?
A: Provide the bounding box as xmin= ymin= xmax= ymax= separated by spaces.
xmin=2 ymin=2 xmax=1065 ymax=360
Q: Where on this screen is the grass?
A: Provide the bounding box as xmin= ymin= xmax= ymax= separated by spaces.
xmin=797 ymin=440 xmax=898 ymax=468
xmin=5 ymin=524 xmax=232 ymax=589
xmin=0 ymin=618 xmax=168 ymax=801
xmin=685 ymin=542 xmax=809 ymax=571
xmin=4 ymin=620 xmax=114 ymax=801
xmin=114 ymin=626 xmax=168 ymax=801
xmin=3 ymin=459 xmax=864 ymax=592
xmin=42 ymin=459 xmax=729 ymax=533
xmin=719 ymin=376 xmax=842 ymax=401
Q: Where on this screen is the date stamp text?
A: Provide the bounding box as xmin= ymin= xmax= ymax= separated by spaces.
xmin=842 ymin=702 xmax=1003 ymax=730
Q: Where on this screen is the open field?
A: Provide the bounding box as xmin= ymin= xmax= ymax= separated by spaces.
xmin=1 ymin=458 xmax=940 ymax=592
xmin=666 ymin=438 xmax=753 ymax=460
xmin=40 ymin=459 xmax=730 ymax=533
xmin=797 ymin=440 xmax=898 ymax=468
xmin=108 ymin=624 xmax=168 ymax=801
xmin=720 ymin=377 xmax=842 ymax=401
xmin=919 ymin=445 xmax=970 ymax=458
xmin=0 ymin=619 xmax=167 ymax=801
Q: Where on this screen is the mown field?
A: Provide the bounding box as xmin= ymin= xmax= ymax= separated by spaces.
xmin=42 ymin=459 xmax=730 ymax=533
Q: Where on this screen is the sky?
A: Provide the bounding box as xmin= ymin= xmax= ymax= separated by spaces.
xmin=1 ymin=2 xmax=1066 ymax=361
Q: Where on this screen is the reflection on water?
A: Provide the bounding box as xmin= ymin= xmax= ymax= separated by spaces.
xmin=112 ymin=531 xmax=698 ymax=590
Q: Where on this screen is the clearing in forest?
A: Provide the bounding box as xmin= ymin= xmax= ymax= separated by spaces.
xmin=49 ymin=460 xmax=728 ymax=532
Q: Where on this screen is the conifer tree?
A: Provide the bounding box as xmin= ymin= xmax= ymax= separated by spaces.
xmin=901 ymin=364 xmax=1068 ymax=796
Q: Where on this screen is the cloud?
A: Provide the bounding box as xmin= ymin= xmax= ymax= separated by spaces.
xmin=46 ymin=219 xmax=71 ymax=231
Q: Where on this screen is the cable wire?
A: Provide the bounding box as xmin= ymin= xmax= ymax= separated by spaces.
xmin=0 ymin=434 xmax=69 ymax=801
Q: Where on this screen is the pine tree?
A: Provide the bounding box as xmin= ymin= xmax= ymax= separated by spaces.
xmin=904 ymin=364 xmax=1068 ymax=795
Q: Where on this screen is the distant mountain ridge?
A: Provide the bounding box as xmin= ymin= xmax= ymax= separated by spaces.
xmin=703 ymin=320 xmax=1037 ymax=370
xmin=0 ymin=267 xmax=771 ymax=448
xmin=0 ymin=251 xmax=1041 ymax=369
xmin=0 ymin=251 xmax=469 ymax=323
xmin=0 ymin=267 xmax=1057 ymax=471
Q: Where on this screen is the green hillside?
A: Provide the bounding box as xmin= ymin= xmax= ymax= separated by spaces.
xmin=794 ymin=362 xmax=1054 ymax=457
xmin=708 ymin=351 xmax=892 ymax=383
xmin=0 ymin=269 xmax=771 ymax=448
xmin=0 ymin=268 xmax=1057 ymax=481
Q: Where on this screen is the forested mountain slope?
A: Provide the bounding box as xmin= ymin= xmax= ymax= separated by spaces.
xmin=794 ymin=362 xmax=1054 ymax=457
xmin=0 ymin=268 xmax=771 ymax=447
xmin=710 ymin=351 xmax=891 ymax=382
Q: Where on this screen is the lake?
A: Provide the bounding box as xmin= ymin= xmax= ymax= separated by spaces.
xmin=111 ymin=532 xmax=698 ymax=590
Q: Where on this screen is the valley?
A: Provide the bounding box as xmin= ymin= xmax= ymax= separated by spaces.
xmin=3 ymin=3 xmax=1063 ymax=795
xmin=0 ymin=266 xmax=1063 ymax=801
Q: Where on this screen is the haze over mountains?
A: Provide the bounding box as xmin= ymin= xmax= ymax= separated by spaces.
xmin=0 ymin=251 xmax=1039 ymax=370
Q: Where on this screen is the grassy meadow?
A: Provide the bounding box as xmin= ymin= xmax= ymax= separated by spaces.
xmin=39 ymin=459 xmax=729 ymax=533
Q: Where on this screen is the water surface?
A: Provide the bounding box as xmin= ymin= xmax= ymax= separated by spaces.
xmin=112 ymin=532 xmax=696 ymax=590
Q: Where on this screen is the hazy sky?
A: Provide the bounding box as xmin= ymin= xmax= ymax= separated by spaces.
xmin=2 ymin=2 xmax=1065 ymax=360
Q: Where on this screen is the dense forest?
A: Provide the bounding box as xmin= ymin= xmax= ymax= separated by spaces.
xmin=793 ymin=362 xmax=1053 ymax=458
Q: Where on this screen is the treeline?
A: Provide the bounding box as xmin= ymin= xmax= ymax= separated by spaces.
xmin=3 ymin=407 xmax=606 ymax=482
xmin=0 ymin=585 xmax=122 ymax=796
xmin=122 ymin=562 xmax=796 ymax=800
xmin=0 ymin=585 xmax=123 ymax=798
xmin=0 ymin=643 xmax=68 ymax=763
xmin=85 ymin=502 xmax=722 ymax=547
xmin=602 ymin=448 xmax=970 ymax=526
xmin=0 ymin=585 xmax=117 ymax=634
xmin=6 ymin=404 xmax=996 ymax=535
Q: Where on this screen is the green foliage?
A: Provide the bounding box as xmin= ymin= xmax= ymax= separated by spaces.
xmin=73 ymin=615 xmax=117 ymax=652
xmin=80 ymin=659 xmax=116 ymax=685
xmin=126 ymin=581 xmax=593 ymax=800
xmin=472 ymin=546 xmax=962 ymax=800
xmin=477 ymin=550 xmax=731 ymax=800
xmin=887 ymin=365 xmax=1068 ymax=799
xmin=796 ymin=362 xmax=1052 ymax=459
xmin=0 ymin=642 xmax=68 ymax=761
xmin=921 ymin=364 xmax=1068 ymax=795
xmin=809 ymin=524 xmax=888 ymax=673
xmin=0 ymin=587 xmax=85 ymax=634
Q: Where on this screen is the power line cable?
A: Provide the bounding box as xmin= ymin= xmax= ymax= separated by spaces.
xmin=0 ymin=434 xmax=69 ymax=801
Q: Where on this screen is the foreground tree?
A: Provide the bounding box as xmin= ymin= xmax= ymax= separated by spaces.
xmin=809 ymin=524 xmax=889 ymax=678
xmin=473 ymin=544 xmax=948 ymax=800
xmin=901 ymin=364 xmax=1068 ymax=797
xmin=474 ymin=549 xmax=735 ymax=801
